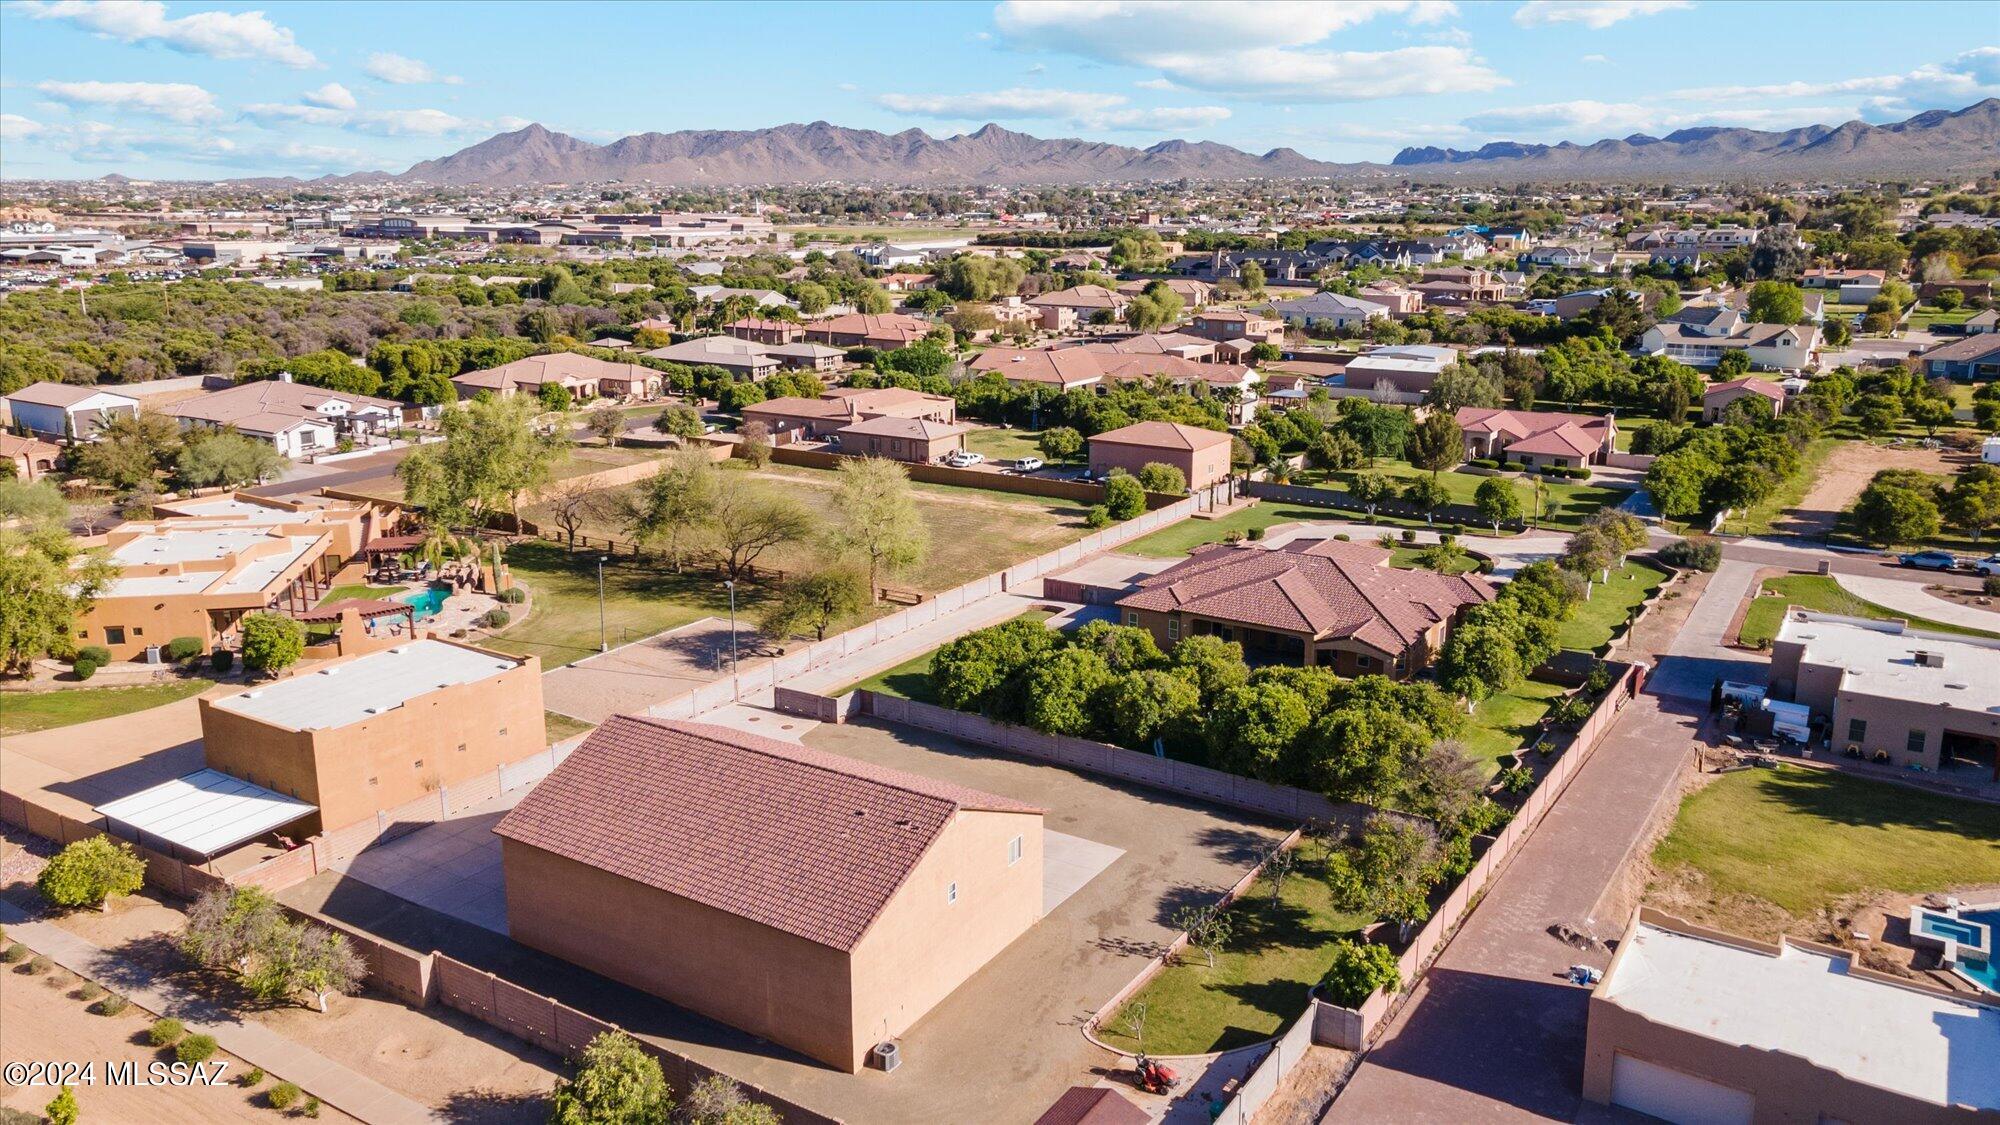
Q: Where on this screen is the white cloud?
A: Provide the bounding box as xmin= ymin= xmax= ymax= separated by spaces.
xmin=991 ymin=0 xmax=1499 ymax=102
xmin=1512 ymin=2 xmax=1691 ymax=29
xmin=14 ymin=1 xmax=318 ymax=67
xmin=242 ymin=100 xmax=475 ymax=136
xmin=1 ymin=114 xmax=46 ymax=141
xmin=1134 ymin=78 xmax=1179 ymax=91
xmin=35 ymin=79 xmax=220 ymax=123
xmin=493 ymin=116 xmax=535 ymax=131
xmin=1461 ymin=98 xmax=1862 ymax=141
xmin=363 ymin=51 xmax=461 ymax=85
xmin=1684 ymin=47 xmax=2000 ymax=106
xmin=1581 ymin=53 xmax=1610 ymax=64
xmin=301 ymin=82 xmax=357 ymax=111
xmin=877 ymin=86 xmax=1229 ymax=131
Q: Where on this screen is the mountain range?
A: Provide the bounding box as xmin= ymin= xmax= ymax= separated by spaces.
xmin=345 ymin=100 xmax=1998 ymax=187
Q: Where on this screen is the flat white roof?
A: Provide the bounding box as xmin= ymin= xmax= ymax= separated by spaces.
xmin=95 ymin=768 xmax=315 ymax=857
xmin=209 ymin=639 xmax=520 ymax=731
xmin=1601 ymin=920 xmax=2000 ymax=1109
xmin=1777 ymin=611 xmax=2000 ymax=710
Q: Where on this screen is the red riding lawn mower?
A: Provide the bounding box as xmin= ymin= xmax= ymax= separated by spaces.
xmin=1134 ymin=1052 xmax=1180 ymax=1095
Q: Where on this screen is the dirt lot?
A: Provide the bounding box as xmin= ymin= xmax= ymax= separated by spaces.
xmin=0 ymin=968 xmax=357 ymax=1124
xmin=1778 ymin=440 xmax=1955 ymax=540
xmin=30 ymin=888 xmax=560 ymax=1122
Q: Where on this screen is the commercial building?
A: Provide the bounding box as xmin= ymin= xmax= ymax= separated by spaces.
xmin=1117 ymin=537 xmax=1494 ymax=677
xmin=1087 ymin=421 xmax=1233 ymax=489
xmin=496 ymin=717 xmax=1044 ymax=1072
xmin=76 ymin=496 xmax=378 ymax=661
xmin=3 ymin=381 xmax=139 ymax=440
xmin=1768 ymin=610 xmax=2000 ymax=779
xmin=1584 ymin=909 xmax=1999 ymax=1122
xmin=199 ymin=639 xmax=543 ymax=835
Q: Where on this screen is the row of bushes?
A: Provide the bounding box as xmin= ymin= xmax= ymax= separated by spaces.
xmin=69 ymin=638 xmax=234 ymax=680
xmin=1466 ymin=458 xmax=1593 ymax=480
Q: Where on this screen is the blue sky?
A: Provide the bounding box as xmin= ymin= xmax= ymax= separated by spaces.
xmin=2 ymin=1 xmax=1996 ymax=180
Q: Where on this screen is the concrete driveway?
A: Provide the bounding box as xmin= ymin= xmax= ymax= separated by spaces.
xmin=540 ymin=617 xmax=741 ymax=723
xmin=1645 ymin=559 xmax=1766 ymax=702
xmin=1833 ymin=572 xmax=2000 ymax=630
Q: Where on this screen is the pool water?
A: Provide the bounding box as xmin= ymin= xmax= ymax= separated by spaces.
xmin=1961 ymin=954 xmax=2000 ymax=993
xmin=1919 ymin=913 xmax=1987 ymax=947
xmin=395 ymin=584 xmax=450 ymax=620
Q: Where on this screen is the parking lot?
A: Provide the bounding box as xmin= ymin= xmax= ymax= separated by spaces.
xmin=292 ymin=714 xmax=1285 ymax=1124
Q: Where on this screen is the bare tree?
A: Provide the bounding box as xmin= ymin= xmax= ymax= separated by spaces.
xmin=707 ymin=475 xmax=815 ymax=583
xmin=542 ymin=479 xmax=606 ymax=551
xmin=739 ymin=420 xmax=772 ymax=468
xmin=1172 ymin=904 xmax=1234 ymax=969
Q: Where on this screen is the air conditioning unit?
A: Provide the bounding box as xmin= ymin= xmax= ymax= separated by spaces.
xmin=869 ymin=1041 xmax=901 ymax=1073
xmin=1915 ymin=651 xmax=1946 ymax=669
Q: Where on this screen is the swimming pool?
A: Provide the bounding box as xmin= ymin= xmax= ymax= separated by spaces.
xmin=1917 ymin=912 xmax=1988 ymax=947
xmin=395 ymin=584 xmax=450 ymax=621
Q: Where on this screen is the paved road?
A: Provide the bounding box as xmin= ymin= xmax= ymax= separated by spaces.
xmin=1833 ymin=572 xmax=2000 ymax=629
xmin=1647 ymin=559 xmax=1765 ymax=702
xmin=1326 ymin=691 xmax=1705 ymax=1122
xmin=1721 ymin=538 xmax=1986 ymax=592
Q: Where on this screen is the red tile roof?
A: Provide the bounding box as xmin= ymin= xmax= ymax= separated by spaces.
xmin=1034 ymin=1087 xmax=1149 ymax=1125
xmin=1703 ymin=376 xmax=1785 ymax=401
xmin=494 ymin=717 xmax=1041 ymax=951
xmin=1118 ymin=538 xmax=1494 ymax=655
xmin=1089 ymin=420 xmax=1233 ymax=452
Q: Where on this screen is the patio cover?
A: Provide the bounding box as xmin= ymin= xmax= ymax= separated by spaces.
xmin=94 ymin=768 xmax=316 ymax=859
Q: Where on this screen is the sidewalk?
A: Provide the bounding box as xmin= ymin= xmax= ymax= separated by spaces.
xmin=1832 ymin=572 xmax=2000 ymax=630
xmin=0 ymin=900 xmax=440 ymax=1125
xmin=777 ymin=590 xmax=1055 ymax=697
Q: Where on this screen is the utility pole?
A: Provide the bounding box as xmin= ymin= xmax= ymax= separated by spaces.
xmin=596 ymin=556 xmax=608 ymax=652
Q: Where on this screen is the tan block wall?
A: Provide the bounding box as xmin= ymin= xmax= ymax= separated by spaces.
xmin=847 ymin=810 xmax=1043 ymax=1066
xmin=200 ymin=653 xmax=544 ymax=834
xmin=500 ymin=838 xmax=860 ymax=1070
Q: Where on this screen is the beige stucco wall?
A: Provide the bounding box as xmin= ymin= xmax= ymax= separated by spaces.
xmin=1770 ymin=641 xmax=2000 ymax=772
xmin=199 ymin=650 xmax=544 ymax=834
xmin=501 ymin=837 xmax=861 ymax=1070
xmin=847 ymin=809 xmax=1043 ymax=1065
xmin=1088 ymin=439 xmax=1231 ymax=489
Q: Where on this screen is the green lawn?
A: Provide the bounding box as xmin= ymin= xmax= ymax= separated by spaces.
xmin=1307 ymin=461 xmax=1625 ymax=531
xmin=962 ymin=426 xmax=1048 ymax=464
xmin=1653 ymin=768 xmax=2000 ymax=916
xmin=1908 ymin=308 xmax=1974 ymax=330
xmin=0 ymin=679 xmax=214 ymax=736
xmin=486 ymin=541 xmax=743 ymax=669
xmin=830 ymin=609 xmax=1058 ymax=701
xmin=1097 ymin=850 xmax=1372 ymax=1055
xmin=1736 ymin=574 xmax=2000 ymax=648
xmin=1557 ymin=561 xmax=1670 ymax=653
xmin=318 ymin=583 xmax=403 ymax=605
xmin=1463 ymin=679 xmax=1566 ymax=775
xmin=1388 ymin=545 xmax=1479 ymax=575
xmin=544 ymin=711 xmax=595 ymax=743
xmin=1125 ymin=503 xmax=1354 ymax=557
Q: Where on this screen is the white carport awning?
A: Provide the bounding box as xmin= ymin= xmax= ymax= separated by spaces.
xmin=93 ymin=769 xmax=316 ymax=858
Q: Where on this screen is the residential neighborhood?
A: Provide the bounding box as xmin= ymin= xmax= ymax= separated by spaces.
xmin=3 ymin=3 xmax=2000 ymax=1124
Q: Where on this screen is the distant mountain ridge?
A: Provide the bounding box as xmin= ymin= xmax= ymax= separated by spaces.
xmin=1391 ymin=99 xmax=2000 ymax=177
xmin=335 ymin=100 xmax=1998 ymax=187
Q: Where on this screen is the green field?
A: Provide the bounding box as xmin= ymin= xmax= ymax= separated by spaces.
xmin=318 ymin=583 xmax=404 ymax=605
xmin=1125 ymin=503 xmax=1352 ymax=557
xmin=1736 ymin=574 xmax=2000 ymax=648
xmin=0 ymin=679 xmax=214 ymax=736
xmin=544 ymin=711 xmax=595 ymax=743
xmin=485 ymin=541 xmax=739 ymax=669
xmin=1097 ymin=850 xmax=1371 ymax=1055
xmin=1653 ymin=768 xmax=2000 ymax=917
xmin=1557 ymin=561 xmax=1670 ymax=653
xmin=1308 ymin=461 xmax=1625 ymax=531
xmin=1463 ymin=679 xmax=1566 ymax=774
xmin=962 ymin=426 xmax=1048 ymax=464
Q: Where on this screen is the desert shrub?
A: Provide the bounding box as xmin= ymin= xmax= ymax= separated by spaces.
xmin=22 ymin=955 xmax=50 ymax=975
xmin=78 ymin=981 xmax=105 ymax=1001
xmin=498 ymin=586 xmax=526 ymax=604
xmin=1985 ymin=575 xmax=2000 ymax=597
xmin=267 ymin=1081 xmax=302 ymax=1110
xmin=1 ymin=944 xmax=29 ymax=963
xmin=1658 ymin=535 xmax=1722 ymax=572
xmin=240 ymin=1066 xmax=266 ymax=1087
xmin=211 ymin=648 xmax=235 ymax=672
xmin=148 ymin=1017 xmax=185 ymax=1046
xmin=163 ymin=636 xmax=204 ymax=662
xmin=70 ymin=657 xmax=100 ymax=680
xmin=92 ymin=994 xmax=130 ymax=1016
xmin=303 ymin=1095 xmax=321 ymax=1118
xmin=176 ymin=1033 xmax=218 ymax=1063
xmin=478 ymin=608 xmax=511 ymax=629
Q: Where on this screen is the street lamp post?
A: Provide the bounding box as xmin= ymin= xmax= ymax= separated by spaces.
xmin=724 ymin=578 xmax=739 ymax=700
xmin=597 ymin=556 xmax=608 ymax=653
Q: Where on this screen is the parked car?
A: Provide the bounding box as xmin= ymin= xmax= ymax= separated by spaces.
xmin=1897 ymin=550 xmax=1960 ymax=571
xmin=1013 ymin=456 xmax=1044 ymax=473
xmin=944 ymin=450 xmax=984 ymax=468
xmin=1972 ymin=554 xmax=2000 ymax=576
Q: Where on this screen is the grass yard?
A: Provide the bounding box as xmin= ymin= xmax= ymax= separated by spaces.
xmin=1097 ymin=850 xmax=1372 ymax=1055
xmin=1463 ymin=679 xmax=1566 ymax=775
xmin=1557 ymin=561 xmax=1670 ymax=653
xmin=1736 ymin=574 xmax=2000 ymax=648
xmin=962 ymin=426 xmax=1048 ymax=464
xmin=1388 ymin=545 xmax=1480 ymax=575
xmin=485 ymin=541 xmax=744 ymax=669
xmin=318 ymin=583 xmax=404 ymax=605
xmin=1125 ymin=503 xmax=1350 ymax=557
xmin=1308 ymin=461 xmax=1625 ymax=531
xmin=1908 ymin=307 xmax=1974 ymax=330
xmin=1652 ymin=768 xmax=2000 ymax=917
xmin=544 ymin=711 xmax=595 ymax=744
xmin=0 ymin=679 xmax=214 ymax=736
xmin=830 ymin=609 xmax=1059 ymax=701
